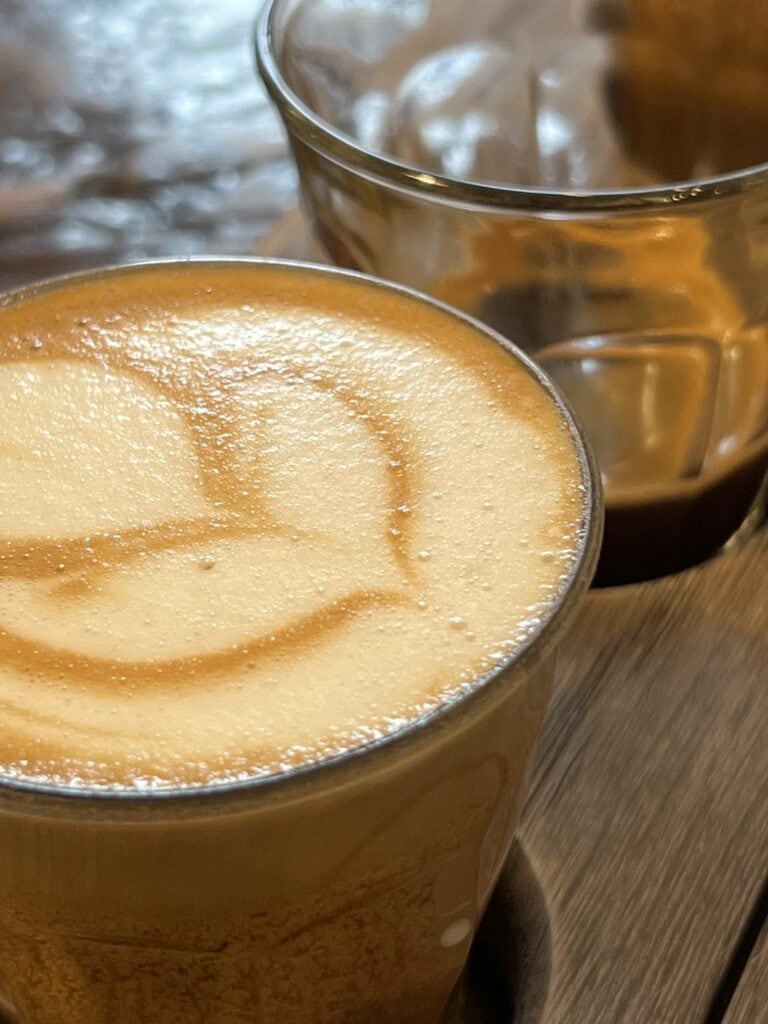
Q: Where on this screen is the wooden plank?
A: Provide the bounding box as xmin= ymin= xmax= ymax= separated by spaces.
xmin=260 ymin=208 xmax=768 ymax=1024
xmin=723 ymin=917 xmax=768 ymax=1024
xmin=522 ymin=526 xmax=768 ymax=1024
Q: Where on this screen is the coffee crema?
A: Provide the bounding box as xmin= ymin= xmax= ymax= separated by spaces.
xmin=0 ymin=262 xmax=584 ymax=789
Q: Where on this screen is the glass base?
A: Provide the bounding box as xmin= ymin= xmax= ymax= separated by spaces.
xmin=443 ymin=840 xmax=551 ymax=1023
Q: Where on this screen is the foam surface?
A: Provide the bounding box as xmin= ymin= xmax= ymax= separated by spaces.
xmin=0 ymin=263 xmax=584 ymax=788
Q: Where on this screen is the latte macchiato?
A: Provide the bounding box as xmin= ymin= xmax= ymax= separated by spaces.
xmin=0 ymin=262 xmax=598 ymax=1024
xmin=0 ymin=261 xmax=581 ymax=790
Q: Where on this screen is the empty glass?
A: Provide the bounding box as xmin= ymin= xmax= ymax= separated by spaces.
xmin=257 ymin=0 xmax=768 ymax=584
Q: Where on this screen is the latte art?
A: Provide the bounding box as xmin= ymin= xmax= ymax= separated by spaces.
xmin=0 ymin=263 xmax=584 ymax=788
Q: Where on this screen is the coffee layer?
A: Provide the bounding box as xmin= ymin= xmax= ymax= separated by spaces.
xmin=0 ymin=263 xmax=584 ymax=788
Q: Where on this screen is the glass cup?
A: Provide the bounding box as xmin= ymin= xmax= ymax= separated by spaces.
xmin=0 ymin=259 xmax=601 ymax=1024
xmin=256 ymin=0 xmax=768 ymax=585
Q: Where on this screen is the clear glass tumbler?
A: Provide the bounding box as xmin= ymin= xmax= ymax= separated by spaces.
xmin=0 ymin=259 xmax=600 ymax=1024
xmin=256 ymin=0 xmax=768 ymax=584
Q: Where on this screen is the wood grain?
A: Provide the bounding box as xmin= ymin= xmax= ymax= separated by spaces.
xmin=260 ymin=210 xmax=768 ymax=1024
xmin=522 ymin=526 xmax=768 ymax=1024
xmin=724 ymin=919 xmax=768 ymax=1024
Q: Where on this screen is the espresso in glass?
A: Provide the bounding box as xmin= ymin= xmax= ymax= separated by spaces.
xmin=0 ymin=261 xmax=598 ymax=1024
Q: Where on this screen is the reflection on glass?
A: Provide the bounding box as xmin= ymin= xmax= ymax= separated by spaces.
xmin=261 ymin=0 xmax=768 ymax=582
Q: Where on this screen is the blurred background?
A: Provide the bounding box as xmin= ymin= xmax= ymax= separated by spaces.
xmin=0 ymin=0 xmax=294 ymax=289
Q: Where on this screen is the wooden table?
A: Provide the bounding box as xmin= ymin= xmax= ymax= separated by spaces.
xmin=519 ymin=511 xmax=768 ymax=1024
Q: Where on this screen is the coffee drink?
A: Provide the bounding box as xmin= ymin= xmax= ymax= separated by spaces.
xmin=0 ymin=260 xmax=583 ymax=790
xmin=0 ymin=261 xmax=597 ymax=1023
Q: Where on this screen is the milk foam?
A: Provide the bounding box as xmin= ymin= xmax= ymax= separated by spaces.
xmin=0 ymin=263 xmax=585 ymax=788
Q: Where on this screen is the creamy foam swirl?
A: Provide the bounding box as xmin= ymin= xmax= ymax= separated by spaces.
xmin=0 ymin=263 xmax=584 ymax=789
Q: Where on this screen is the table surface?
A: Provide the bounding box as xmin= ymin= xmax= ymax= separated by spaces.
xmin=2 ymin=5 xmax=767 ymax=1021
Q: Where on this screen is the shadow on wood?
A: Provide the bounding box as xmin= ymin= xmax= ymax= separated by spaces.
xmin=445 ymin=839 xmax=551 ymax=1024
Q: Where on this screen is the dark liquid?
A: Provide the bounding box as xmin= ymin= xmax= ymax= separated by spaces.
xmin=596 ymin=448 xmax=768 ymax=586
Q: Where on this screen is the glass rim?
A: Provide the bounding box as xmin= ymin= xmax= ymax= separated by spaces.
xmin=255 ymin=0 xmax=768 ymax=212
xmin=0 ymin=256 xmax=602 ymax=815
